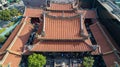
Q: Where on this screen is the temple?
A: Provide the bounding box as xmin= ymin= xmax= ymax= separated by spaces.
xmin=23 ymin=1 xmax=100 ymax=53
xmin=0 ymin=0 xmax=119 ymax=67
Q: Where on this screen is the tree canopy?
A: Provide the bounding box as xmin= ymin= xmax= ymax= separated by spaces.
xmin=10 ymin=8 xmax=19 ymax=17
xmin=0 ymin=9 xmax=11 ymax=21
xmin=0 ymin=8 xmax=19 ymax=21
xmin=0 ymin=36 xmax=6 ymax=43
xmin=83 ymin=56 xmax=94 ymax=67
xmin=28 ymin=53 xmax=46 ymax=67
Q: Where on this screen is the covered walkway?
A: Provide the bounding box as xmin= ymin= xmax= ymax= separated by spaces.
xmin=90 ymin=22 xmax=120 ymax=67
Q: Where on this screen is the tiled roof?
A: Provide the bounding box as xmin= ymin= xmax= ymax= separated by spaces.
xmin=31 ymin=39 xmax=100 ymax=55
xmin=103 ymin=53 xmax=119 ymax=67
xmin=0 ymin=18 xmax=25 ymax=52
xmin=3 ymin=53 xmax=21 ymax=67
xmin=90 ymin=22 xmax=120 ymax=67
xmin=0 ymin=18 xmax=25 ymax=60
xmin=24 ymin=8 xmax=43 ymax=17
xmin=2 ymin=18 xmax=33 ymax=67
xmin=90 ymin=23 xmax=113 ymax=53
xmin=0 ymin=2 xmax=102 ymax=66
xmin=47 ymin=3 xmax=73 ymax=10
xmin=40 ymin=16 xmax=82 ymax=39
xmin=31 ymin=40 xmax=93 ymax=52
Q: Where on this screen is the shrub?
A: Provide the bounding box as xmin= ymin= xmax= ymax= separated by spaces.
xmin=10 ymin=8 xmax=19 ymax=17
xmin=0 ymin=9 xmax=11 ymax=21
xmin=0 ymin=36 xmax=6 ymax=43
xmin=28 ymin=53 xmax=46 ymax=67
xmin=0 ymin=28 xmax=6 ymax=34
xmin=5 ymin=32 xmax=10 ymax=37
xmin=83 ymin=56 xmax=94 ymax=67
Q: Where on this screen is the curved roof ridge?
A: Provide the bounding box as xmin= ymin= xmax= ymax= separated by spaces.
xmin=51 ymin=2 xmax=73 ymax=4
xmin=46 ymin=13 xmax=80 ymax=19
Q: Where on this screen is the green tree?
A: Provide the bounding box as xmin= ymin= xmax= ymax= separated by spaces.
xmin=83 ymin=56 xmax=94 ymax=67
xmin=28 ymin=53 xmax=46 ymax=67
xmin=5 ymin=32 xmax=10 ymax=37
xmin=0 ymin=9 xmax=11 ymax=21
xmin=0 ymin=28 xmax=6 ymax=34
xmin=0 ymin=36 xmax=6 ymax=43
xmin=10 ymin=8 xmax=19 ymax=17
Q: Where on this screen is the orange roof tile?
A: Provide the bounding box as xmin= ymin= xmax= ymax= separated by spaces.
xmin=3 ymin=53 xmax=21 ymax=67
xmin=47 ymin=3 xmax=73 ymax=11
xmin=40 ymin=16 xmax=82 ymax=39
xmin=24 ymin=8 xmax=43 ymax=17
xmin=3 ymin=18 xmax=33 ymax=67
xmin=11 ymin=22 xmax=33 ymax=52
xmin=103 ymin=53 xmax=119 ymax=67
xmin=0 ymin=18 xmax=25 ymax=52
xmin=90 ymin=23 xmax=112 ymax=53
xmin=0 ymin=18 xmax=25 ymax=60
xmin=90 ymin=22 xmax=120 ymax=67
xmin=31 ymin=41 xmax=92 ymax=52
xmin=1 ymin=3 xmax=100 ymax=67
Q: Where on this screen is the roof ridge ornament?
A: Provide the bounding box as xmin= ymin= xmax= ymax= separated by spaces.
xmin=91 ymin=45 xmax=99 ymax=51
xmin=72 ymin=0 xmax=79 ymax=9
xmin=47 ymin=0 xmax=50 ymax=7
xmin=41 ymin=12 xmax=46 ymax=37
xmin=46 ymin=13 xmax=80 ymax=19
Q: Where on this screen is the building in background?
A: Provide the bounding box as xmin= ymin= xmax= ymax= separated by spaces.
xmin=0 ymin=0 xmax=8 ymax=10
xmin=7 ymin=0 xmax=21 ymax=3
